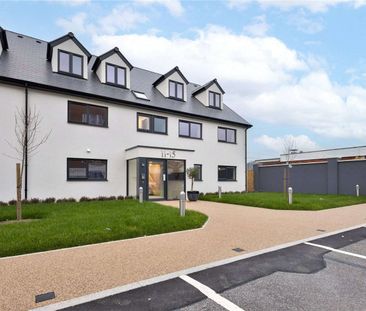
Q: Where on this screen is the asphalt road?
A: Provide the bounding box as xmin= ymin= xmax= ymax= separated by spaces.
xmin=61 ymin=226 xmax=366 ymax=311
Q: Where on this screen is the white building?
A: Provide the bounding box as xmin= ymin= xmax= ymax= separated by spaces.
xmin=0 ymin=28 xmax=252 ymax=201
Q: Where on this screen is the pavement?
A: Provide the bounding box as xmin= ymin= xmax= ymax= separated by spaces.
xmin=35 ymin=226 xmax=366 ymax=311
xmin=2 ymin=200 xmax=366 ymax=310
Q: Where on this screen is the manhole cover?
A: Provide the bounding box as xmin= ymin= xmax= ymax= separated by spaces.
xmin=35 ymin=291 xmax=55 ymax=303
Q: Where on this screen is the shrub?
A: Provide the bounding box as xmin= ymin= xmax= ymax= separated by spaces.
xmin=0 ymin=201 xmax=8 ymax=206
xmin=79 ymin=196 xmax=91 ymax=202
xmin=108 ymin=196 xmax=117 ymax=201
xmin=43 ymin=197 xmax=56 ymax=203
xmin=8 ymin=200 xmax=16 ymax=205
xmin=21 ymin=199 xmax=29 ymax=205
xmin=97 ymin=196 xmax=108 ymax=201
xmin=30 ymin=198 xmax=41 ymax=204
xmin=125 ymin=196 xmax=133 ymax=200
xmin=117 ymin=195 xmax=125 ymax=200
xmin=56 ymin=198 xmax=76 ymax=203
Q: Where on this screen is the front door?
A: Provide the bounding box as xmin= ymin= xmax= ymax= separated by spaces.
xmin=148 ymin=160 xmax=166 ymax=200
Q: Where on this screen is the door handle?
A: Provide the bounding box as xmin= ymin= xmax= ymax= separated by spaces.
xmin=163 ymin=174 xmax=166 ymax=181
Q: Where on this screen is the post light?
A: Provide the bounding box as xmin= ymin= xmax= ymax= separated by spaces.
xmin=139 ymin=186 xmax=143 ymax=203
xmin=179 ymin=191 xmax=186 ymax=217
xmin=218 ymin=186 xmax=222 ymax=199
xmin=288 ymin=187 xmax=293 ymax=205
xmin=356 ymin=184 xmax=360 ymax=197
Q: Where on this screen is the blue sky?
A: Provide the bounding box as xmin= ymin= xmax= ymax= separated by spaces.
xmin=1 ymin=0 xmax=366 ymax=161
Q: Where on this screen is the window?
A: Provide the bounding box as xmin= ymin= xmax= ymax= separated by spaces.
xmin=218 ymin=127 xmax=236 ymax=143
xmin=106 ymin=63 xmax=126 ymax=87
xmin=67 ymin=158 xmax=107 ymax=181
xmin=218 ymin=166 xmax=236 ymax=181
xmin=179 ymin=120 xmax=202 ymax=139
xmin=209 ymin=91 xmax=221 ymax=108
xmin=169 ymin=80 xmax=184 ymax=100
xmin=68 ymin=101 xmax=108 ymax=127
xmin=194 ymin=164 xmax=202 ymax=181
xmin=137 ymin=113 xmax=167 ymax=134
xmin=58 ymin=50 xmax=83 ymax=77
xmin=132 ymin=90 xmax=149 ymax=100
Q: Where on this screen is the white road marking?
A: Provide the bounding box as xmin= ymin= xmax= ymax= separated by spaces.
xmin=180 ymin=275 xmax=245 ymax=311
xmin=305 ymin=242 xmax=366 ymax=260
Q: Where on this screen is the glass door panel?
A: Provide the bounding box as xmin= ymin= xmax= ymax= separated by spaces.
xmin=148 ymin=160 xmax=165 ymax=200
xmin=167 ymin=160 xmax=185 ymax=200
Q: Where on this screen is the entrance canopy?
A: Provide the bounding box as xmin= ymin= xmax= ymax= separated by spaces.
xmin=125 ymin=145 xmax=195 ymax=160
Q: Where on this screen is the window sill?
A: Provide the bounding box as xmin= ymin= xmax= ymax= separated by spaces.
xmin=218 ymin=140 xmax=237 ymax=144
xmin=168 ymin=96 xmax=185 ymax=102
xmin=179 ymin=135 xmax=203 ymax=140
xmin=137 ymin=130 xmax=168 ymax=135
xmin=57 ymin=71 xmax=85 ymax=80
xmin=68 ymin=121 xmax=109 ymax=128
xmin=67 ymin=179 xmax=108 ymax=182
xmin=105 ymin=82 xmax=128 ymax=89
xmin=218 ymin=180 xmax=237 ymax=182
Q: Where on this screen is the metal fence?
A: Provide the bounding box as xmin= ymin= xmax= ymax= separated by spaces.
xmin=254 ymin=159 xmax=366 ymax=195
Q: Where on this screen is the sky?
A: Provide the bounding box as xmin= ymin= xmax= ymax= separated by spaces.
xmin=1 ymin=0 xmax=366 ymax=161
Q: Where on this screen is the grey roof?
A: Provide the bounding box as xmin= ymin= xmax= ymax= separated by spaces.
xmin=192 ymin=78 xmax=225 ymax=96
xmin=0 ymin=30 xmax=252 ymax=128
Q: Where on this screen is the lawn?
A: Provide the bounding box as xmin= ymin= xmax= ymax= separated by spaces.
xmin=0 ymin=200 xmax=207 ymax=258
xmin=200 ymin=192 xmax=366 ymax=211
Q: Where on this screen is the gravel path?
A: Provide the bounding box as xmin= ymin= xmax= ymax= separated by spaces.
xmin=1 ymin=200 xmax=366 ymax=311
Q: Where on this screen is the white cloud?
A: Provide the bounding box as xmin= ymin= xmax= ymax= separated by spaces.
xmin=243 ymin=15 xmax=269 ymax=36
xmin=50 ymin=0 xmax=90 ymax=6
xmin=288 ymin=10 xmax=324 ymax=34
xmin=256 ymin=134 xmax=319 ymax=154
xmin=98 ymin=5 xmax=148 ymax=34
xmin=83 ymin=24 xmax=366 ymax=140
xmin=227 ymin=0 xmax=366 ymax=12
xmin=134 ymin=0 xmax=184 ymax=16
xmin=56 ymin=6 xmax=148 ymax=35
xmin=56 ymin=12 xmax=88 ymax=34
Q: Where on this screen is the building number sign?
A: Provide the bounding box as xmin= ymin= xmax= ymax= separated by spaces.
xmin=161 ymin=150 xmax=176 ymax=158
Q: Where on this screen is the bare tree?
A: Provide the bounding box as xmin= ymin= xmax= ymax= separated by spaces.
xmin=282 ymin=136 xmax=297 ymax=195
xmin=4 ymin=105 xmax=51 ymax=220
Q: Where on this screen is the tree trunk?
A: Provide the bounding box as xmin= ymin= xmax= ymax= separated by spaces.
xmin=16 ymin=163 xmax=22 ymax=221
xmin=191 ymin=178 xmax=194 ymax=191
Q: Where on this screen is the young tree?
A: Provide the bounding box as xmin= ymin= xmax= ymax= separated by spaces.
xmin=4 ymin=105 xmax=51 ymax=220
xmin=282 ymin=136 xmax=297 ymax=194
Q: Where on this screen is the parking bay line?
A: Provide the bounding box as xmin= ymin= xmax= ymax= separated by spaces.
xmin=305 ymin=242 xmax=366 ymax=260
xmin=180 ymin=275 xmax=245 ymax=311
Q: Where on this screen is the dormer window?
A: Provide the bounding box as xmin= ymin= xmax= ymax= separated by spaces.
xmin=106 ymin=63 xmax=126 ymax=87
xmin=209 ymin=91 xmax=221 ymax=108
xmin=58 ymin=50 xmax=83 ymax=77
xmin=169 ymin=80 xmax=184 ymax=100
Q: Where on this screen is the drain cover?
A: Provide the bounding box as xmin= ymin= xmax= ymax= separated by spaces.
xmin=317 ymin=229 xmax=326 ymax=232
xmin=35 ymin=291 xmax=55 ymax=303
xmin=232 ymin=247 xmax=245 ymax=253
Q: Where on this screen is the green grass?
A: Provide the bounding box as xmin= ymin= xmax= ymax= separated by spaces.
xmin=0 ymin=200 xmax=207 ymax=258
xmin=200 ymin=192 xmax=366 ymax=211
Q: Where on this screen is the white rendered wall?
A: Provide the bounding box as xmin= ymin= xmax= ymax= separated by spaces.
xmin=156 ymin=71 xmax=187 ymax=101
xmin=51 ymin=39 xmax=88 ymax=79
xmin=96 ymin=53 xmax=131 ymax=89
xmin=0 ymin=85 xmax=246 ymax=201
xmin=195 ymin=82 xmax=224 ymax=108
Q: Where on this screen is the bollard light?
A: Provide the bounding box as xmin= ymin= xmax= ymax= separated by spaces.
xmin=179 ymin=191 xmax=186 ymax=217
xmin=139 ymin=186 xmax=143 ymax=203
xmin=288 ymin=187 xmax=293 ymax=205
xmin=218 ymin=186 xmax=222 ymax=199
xmin=356 ymin=184 xmax=360 ymax=197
